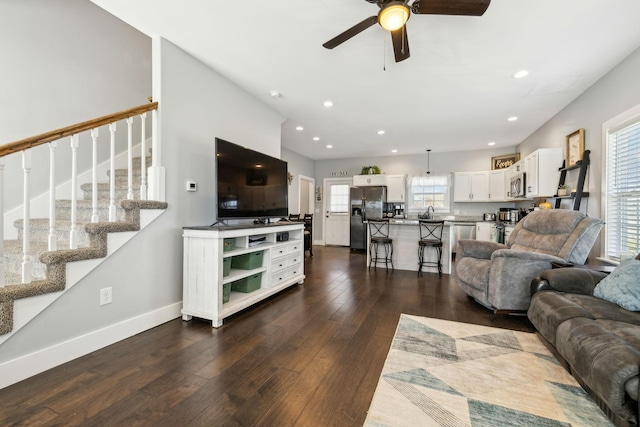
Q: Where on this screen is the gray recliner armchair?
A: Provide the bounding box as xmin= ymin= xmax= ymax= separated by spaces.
xmin=454 ymin=210 xmax=604 ymax=312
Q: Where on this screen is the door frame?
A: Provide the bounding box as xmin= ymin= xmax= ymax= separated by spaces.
xmin=322 ymin=177 xmax=352 ymax=246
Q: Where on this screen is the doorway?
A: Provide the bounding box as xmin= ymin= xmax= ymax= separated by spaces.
xmin=298 ymin=175 xmax=315 ymax=215
xmin=324 ymin=178 xmax=351 ymax=246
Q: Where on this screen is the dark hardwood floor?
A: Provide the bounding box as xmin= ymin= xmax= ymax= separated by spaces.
xmin=0 ymin=246 xmax=533 ymax=426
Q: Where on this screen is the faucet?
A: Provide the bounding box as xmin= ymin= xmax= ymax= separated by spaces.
xmin=426 ymin=206 xmax=434 ymax=219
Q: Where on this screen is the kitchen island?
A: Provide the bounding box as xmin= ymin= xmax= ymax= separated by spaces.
xmin=365 ymin=217 xmax=480 ymax=274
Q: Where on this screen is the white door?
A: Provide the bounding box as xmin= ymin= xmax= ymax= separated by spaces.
xmin=298 ymin=175 xmax=315 ymax=215
xmin=324 ymin=179 xmax=351 ymax=246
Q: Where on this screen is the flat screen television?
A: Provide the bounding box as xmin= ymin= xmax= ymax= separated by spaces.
xmin=216 ymin=138 xmax=289 ymax=220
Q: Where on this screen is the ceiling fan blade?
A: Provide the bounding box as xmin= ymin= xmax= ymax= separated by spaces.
xmin=413 ymin=0 xmax=491 ymax=16
xmin=323 ymin=16 xmax=378 ymax=49
xmin=391 ymin=25 xmax=410 ymax=63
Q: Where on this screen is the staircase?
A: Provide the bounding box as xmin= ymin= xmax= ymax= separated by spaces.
xmin=0 ymin=153 xmax=167 ymax=337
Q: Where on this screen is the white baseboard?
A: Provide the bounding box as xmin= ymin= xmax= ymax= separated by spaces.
xmin=0 ymin=302 xmax=182 ymax=390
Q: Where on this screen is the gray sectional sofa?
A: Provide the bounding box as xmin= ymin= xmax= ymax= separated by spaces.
xmin=528 ymin=259 xmax=640 ymax=427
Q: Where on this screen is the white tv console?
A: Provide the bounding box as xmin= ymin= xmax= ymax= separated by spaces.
xmin=182 ymin=222 xmax=305 ymax=327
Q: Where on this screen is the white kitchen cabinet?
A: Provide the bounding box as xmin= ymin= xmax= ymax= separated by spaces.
xmin=453 ymin=172 xmax=490 ymax=202
xmin=476 ymin=222 xmax=493 ymax=241
xmin=525 ymin=147 xmax=563 ymax=198
xmin=386 ymin=174 xmax=406 ymax=202
xmin=488 ymin=169 xmax=507 ymax=201
xmin=353 ymin=174 xmax=387 ymax=186
xmin=182 ymin=223 xmax=305 ymax=328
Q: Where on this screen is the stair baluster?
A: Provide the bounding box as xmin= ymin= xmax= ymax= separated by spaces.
xmin=69 ymin=135 xmax=79 ymax=249
xmin=91 ymin=128 xmax=99 ymax=223
xmin=109 ymin=123 xmax=117 ymax=222
xmin=48 ymin=141 xmax=57 ymax=251
xmin=21 ymin=149 xmax=32 ymax=283
xmin=140 ymin=113 xmax=147 ymax=200
xmin=126 ymin=118 xmax=134 ymax=200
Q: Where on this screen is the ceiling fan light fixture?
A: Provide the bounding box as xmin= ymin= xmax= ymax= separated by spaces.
xmin=378 ymin=3 xmax=410 ymax=31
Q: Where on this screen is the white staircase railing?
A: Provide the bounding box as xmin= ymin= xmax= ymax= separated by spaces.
xmin=0 ymin=101 xmax=159 ymax=287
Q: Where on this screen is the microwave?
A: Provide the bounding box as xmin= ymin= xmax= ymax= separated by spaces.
xmin=510 ymin=172 xmax=526 ymax=198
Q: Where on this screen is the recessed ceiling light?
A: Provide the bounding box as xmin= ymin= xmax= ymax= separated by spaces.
xmin=391 ymin=149 xmax=398 ymax=153
xmin=488 ymin=142 xmax=496 ymax=146
xmin=313 ymin=137 xmax=320 ymax=141
xmin=508 ymin=116 xmax=518 ymax=122
xmin=513 ymin=70 xmax=529 ymax=79
xmin=326 ymin=145 xmax=333 ymax=149
xmin=295 ymin=126 xmax=304 ymax=131
xmin=377 ymin=130 xmax=385 ymax=135
xmin=323 ymin=100 xmax=334 ymax=107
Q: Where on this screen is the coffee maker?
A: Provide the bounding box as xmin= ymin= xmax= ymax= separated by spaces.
xmin=497 ymin=208 xmax=510 ymax=222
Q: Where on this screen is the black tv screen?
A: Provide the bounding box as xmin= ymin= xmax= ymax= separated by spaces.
xmin=216 ymin=138 xmax=289 ymax=219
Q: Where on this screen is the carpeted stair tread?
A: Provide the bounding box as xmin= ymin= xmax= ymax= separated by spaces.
xmin=0 ymin=148 xmax=166 ymax=334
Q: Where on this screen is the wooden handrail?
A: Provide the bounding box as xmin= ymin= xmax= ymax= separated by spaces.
xmin=0 ymin=102 xmax=158 ymax=158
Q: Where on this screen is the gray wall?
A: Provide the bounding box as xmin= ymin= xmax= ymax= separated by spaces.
xmin=0 ymin=0 xmax=152 ymax=210
xmin=516 ymin=46 xmax=640 ymax=256
xmin=0 ymin=35 xmax=283 ymax=362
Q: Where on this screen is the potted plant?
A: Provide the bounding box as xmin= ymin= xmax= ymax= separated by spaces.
xmin=361 ymin=166 xmax=381 ymax=175
xmin=557 ymin=184 xmax=569 ymax=196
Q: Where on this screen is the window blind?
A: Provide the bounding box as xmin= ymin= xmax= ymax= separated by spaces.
xmin=605 ymin=120 xmax=640 ymax=259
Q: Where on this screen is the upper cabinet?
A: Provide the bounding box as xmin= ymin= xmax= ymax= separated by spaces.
xmin=352 ymin=174 xmax=407 ymax=202
xmin=386 ymin=174 xmax=406 ymax=202
xmin=352 ymin=174 xmax=387 ymax=187
xmin=488 ymin=169 xmax=507 ymax=202
xmin=525 ymin=147 xmax=563 ymax=198
xmin=453 ymin=171 xmax=490 ymax=202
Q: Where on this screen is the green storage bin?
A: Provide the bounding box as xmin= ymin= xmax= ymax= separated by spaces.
xmin=231 ymin=272 xmax=262 ymax=293
xmin=222 ymin=257 xmax=231 ymax=277
xmin=231 ymin=251 xmax=264 ymax=270
xmin=223 ymin=238 xmax=236 ymax=252
xmin=222 ymin=282 xmax=231 ymax=304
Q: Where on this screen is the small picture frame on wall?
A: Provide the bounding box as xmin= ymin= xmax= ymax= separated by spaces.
xmin=565 ymin=128 xmax=585 ymax=167
xmin=491 ymin=153 xmax=520 ymax=170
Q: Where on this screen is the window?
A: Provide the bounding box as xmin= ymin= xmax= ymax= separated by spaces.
xmin=603 ymin=106 xmax=640 ymax=261
xmin=408 ymin=175 xmax=450 ymax=211
xmin=329 ymin=183 xmax=350 ymax=214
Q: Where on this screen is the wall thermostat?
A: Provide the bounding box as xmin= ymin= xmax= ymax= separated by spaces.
xmin=186 ymin=181 xmax=197 ymax=192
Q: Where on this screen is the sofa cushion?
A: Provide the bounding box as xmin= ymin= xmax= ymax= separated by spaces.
xmin=529 ymin=292 xmax=640 ymax=344
xmin=594 ymin=259 xmax=640 ymax=311
xmin=528 ymin=292 xmax=593 ymax=346
xmin=555 ymin=317 xmax=640 ymax=424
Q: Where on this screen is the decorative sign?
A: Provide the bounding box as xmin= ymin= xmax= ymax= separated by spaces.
xmin=330 ymin=171 xmax=350 ymax=177
xmin=491 ymin=153 xmax=521 ymax=170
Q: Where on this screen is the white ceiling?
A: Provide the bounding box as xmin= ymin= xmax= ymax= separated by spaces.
xmin=91 ymin=0 xmax=640 ymax=160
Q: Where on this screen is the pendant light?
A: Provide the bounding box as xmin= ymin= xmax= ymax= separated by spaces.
xmin=426 ymin=149 xmax=431 ymax=175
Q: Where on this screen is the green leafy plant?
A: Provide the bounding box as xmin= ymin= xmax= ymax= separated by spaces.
xmin=361 ymin=166 xmax=381 ymax=175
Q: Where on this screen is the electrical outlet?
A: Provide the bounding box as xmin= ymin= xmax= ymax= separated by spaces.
xmin=99 ymin=287 xmax=112 ymax=306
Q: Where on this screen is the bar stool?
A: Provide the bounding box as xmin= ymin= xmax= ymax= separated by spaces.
xmin=368 ymin=221 xmax=393 ymax=270
xmin=418 ymin=220 xmax=444 ymax=276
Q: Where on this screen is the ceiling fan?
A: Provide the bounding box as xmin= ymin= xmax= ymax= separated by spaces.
xmin=322 ymin=0 xmax=491 ymax=62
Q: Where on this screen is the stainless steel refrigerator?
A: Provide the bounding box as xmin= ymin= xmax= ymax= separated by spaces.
xmin=350 ymin=186 xmax=387 ymax=250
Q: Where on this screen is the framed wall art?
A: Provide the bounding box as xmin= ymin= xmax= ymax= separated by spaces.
xmin=491 ymin=153 xmax=520 ymax=170
xmin=565 ymin=128 xmax=585 ymax=167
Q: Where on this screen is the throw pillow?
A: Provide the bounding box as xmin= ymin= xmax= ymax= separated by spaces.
xmin=593 ymin=259 xmax=640 ymax=311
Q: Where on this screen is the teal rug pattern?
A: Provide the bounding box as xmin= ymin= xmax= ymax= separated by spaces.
xmin=365 ymin=315 xmax=613 ymax=427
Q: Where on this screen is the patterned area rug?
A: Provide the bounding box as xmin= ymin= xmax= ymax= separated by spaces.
xmin=365 ymin=315 xmax=613 ymax=427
